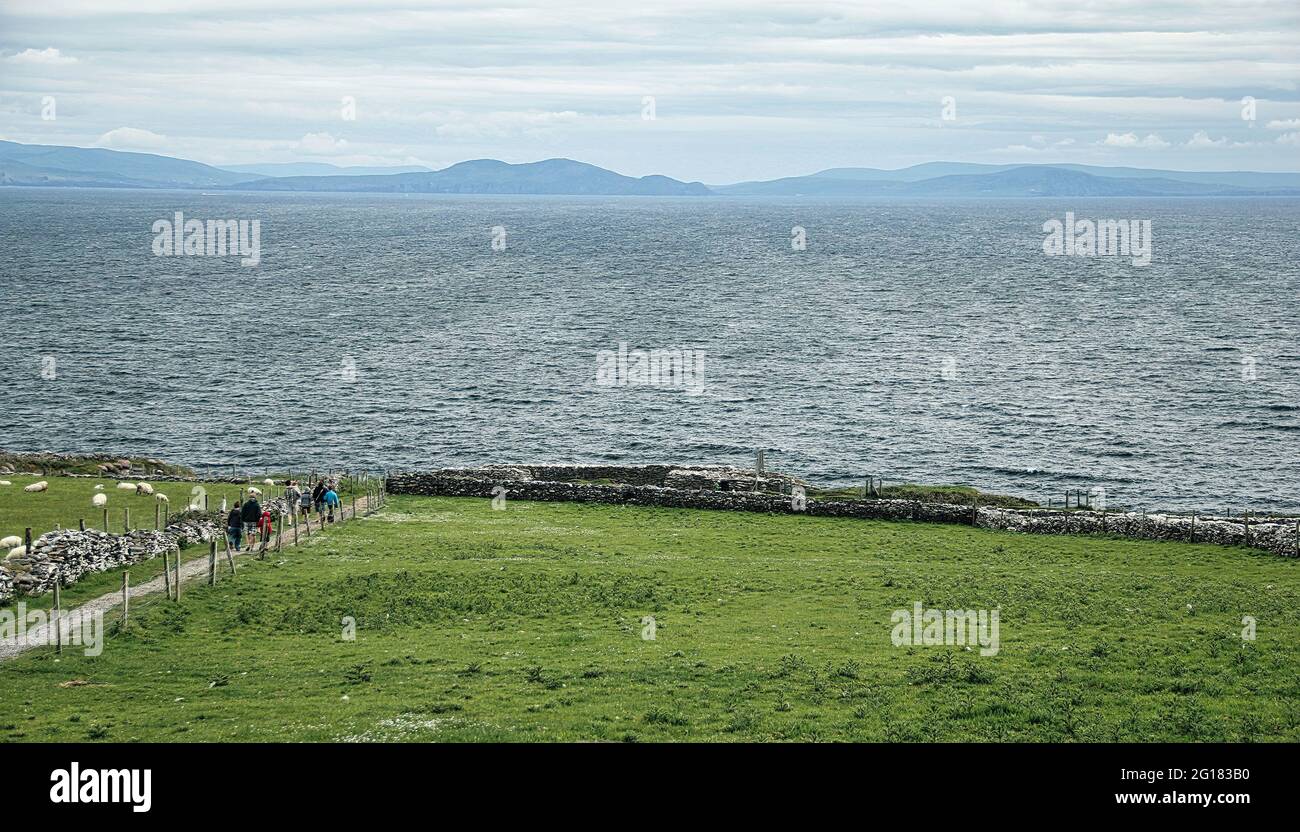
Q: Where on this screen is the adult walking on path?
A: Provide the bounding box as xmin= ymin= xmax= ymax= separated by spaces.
xmin=241 ymin=493 xmax=262 ymax=551
xmin=284 ymin=481 xmax=302 ymax=515
xmin=311 ymin=479 xmax=327 ymax=517
xmin=323 ymin=485 xmax=341 ymax=523
xmin=226 ymin=501 xmax=243 ymax=552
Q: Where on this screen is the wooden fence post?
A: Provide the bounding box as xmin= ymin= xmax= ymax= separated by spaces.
xmin=53 ymin=570 xmax=62 ymax=654
xmin=155 ymin=503 xmax=160 ymax=530
xmin=1190 ymin=513 xmax=1196 ymax=543
xmin=209 ymin=540 xmax=217 ymax=585
xmin=103 ymin=507 xmax=109 ymax=531
xmin=1244 ymin=511 xmax=1252 ymax=548
xmin=122 ymin=571 xmax=129 ymax=628
xmin=293 ymin=512 xmax=299 ymax=545
xmin=226 ymin=536 xmax=238 ymax=573
xmin=174 ymin=550 xmax=181 ymax=600
xmin=163 ymin=551 xmax=172 ymax=599
xmin=24 ymin=527 xmax=32 ymax=556
xmin=79 ymin=518 xmax=85 ymax=532
xmin=124 ymin=507 xmax=130 ymax=533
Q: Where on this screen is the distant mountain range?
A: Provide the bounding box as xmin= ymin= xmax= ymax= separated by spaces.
xmin=2 ymin=140 xmax=1298 ymax=197
xmin=718 ymin=162 xmax=1300 ymax=196
xmin=234 ymin=158 xmax=712 ymax=195
xmin=0 ymin=140 xmax=258 ymax=188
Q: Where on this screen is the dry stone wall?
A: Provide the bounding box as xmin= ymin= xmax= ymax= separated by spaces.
xmin=387 ymin=469 xmax=1300 ymax=558
xmin=0 ymin=511 xmax=223 ymax=603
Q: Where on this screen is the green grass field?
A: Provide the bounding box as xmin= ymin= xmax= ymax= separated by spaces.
xmin=2 ymin=493 xmax=1298 ymax=742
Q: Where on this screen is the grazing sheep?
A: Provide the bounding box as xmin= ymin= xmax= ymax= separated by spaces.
xmin=94 ymin=483 xmax=104 ymax=490
xmin=263 ymin=478 xmax=275 ymax=485
xmin=92 ymin=493 xmax=108 ymax=507
xmin=247 ymin=487 xmax=262 ymax=496
xmin=23 ymin=481 xmax=48 ymax=493
xmin=136 ymin=482 xmax=154 ymax=496
xmin=0 ymin=536 xmax=21 ymax=549
xmin=0 ymin=480 xmax=11 ymax=486
xmin=116 ymin=482 xmax=136 ymax=491
xmin=156 ymin=493 xmax=169 ymax=503
xmin=7 ymin=546 xmax=26 ymax=559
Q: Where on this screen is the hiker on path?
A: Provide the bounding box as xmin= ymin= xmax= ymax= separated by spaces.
xmin=324 ymin=485 xmax=341 ymax=522
xmin=312 ymin=480 xmax=327 ymax=516
xmin=227 ymin=501 xmax=243 ymax=552
xmin=241 ymin=492 xmax=262 ymax=550
xmin=284 ymin=481 xmax=301 ymax=515
xmin=258 ymin=508 xmax=274 ymax=545
xmin=299 ymin=486 xmax=313 ymax=517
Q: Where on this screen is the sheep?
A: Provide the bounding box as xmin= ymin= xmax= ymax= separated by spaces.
xmin=23 ymin=481 xmax=48 ymax=493
xmin=263 ymin=478 xmax=275 ymax=485
xmin=116 ymin=482 xmax=136 ymax=491
xmin=0 ymin=480 xmax=11 ymax=486
xmin=136 ymin=482 xmax=154 ymax=496
xmin=7 ymin=546 xmax=26 ymax=559
xmin=247 ymin=487 xmax=262 ymax=496
xmin=92 ymin=493 xmax=108 ymax=507
xmin=0 ymin=536 xmax=21 ymax=549
xmin=156 ymin=493 xmax=169 ymax=503
xmin=94 ymin=483 xmax=104 ymax=490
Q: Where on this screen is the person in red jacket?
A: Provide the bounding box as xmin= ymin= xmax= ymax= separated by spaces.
xmin=257 ymin=509 xmax=274 ymax=546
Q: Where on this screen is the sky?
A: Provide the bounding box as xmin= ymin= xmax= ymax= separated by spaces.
xmin=0 ymin=0 xmax=1297 ymax=183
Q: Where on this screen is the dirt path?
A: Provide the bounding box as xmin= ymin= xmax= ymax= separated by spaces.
xmin=0 ymin=494 xmax=376 ymax=661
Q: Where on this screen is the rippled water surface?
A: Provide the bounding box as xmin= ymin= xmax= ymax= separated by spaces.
xmin=1 ymin=188 xmax=1296 ymax=511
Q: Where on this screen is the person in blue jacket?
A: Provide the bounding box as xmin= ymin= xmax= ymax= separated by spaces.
xmin=323 ymin=485 xmax=341 ymax=522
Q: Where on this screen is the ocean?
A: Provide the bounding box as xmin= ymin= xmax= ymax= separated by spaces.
xmin=1 ymin=188 xmax=1296 ymax=512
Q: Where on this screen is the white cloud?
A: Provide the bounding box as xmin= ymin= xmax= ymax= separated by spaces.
xmin=1276 ymin=132 xmax=1300 ymax=146
xmin=94 ymin=127 xmax=168 ymax=150
xmin=1185 ymin=130 xmax=1226 ymax=148
xmin=295 ymin=132 xmax=349 ymax=155
xmin=1100 ymin=132 xmax=1170 ymax=149
xmin=1265 ymin=118 xmax=1300 ymax=130
xmin=5 ymin=47 xmax=76 ymax=65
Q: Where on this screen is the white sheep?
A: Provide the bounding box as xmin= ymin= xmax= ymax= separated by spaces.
xmin=262 ymin=478 xmax=275 ymax=485
xmin=136 ymin=482 xmax=154 ymax=496
xmin=0 ymin=480 xmax=11 ymax=486
xmin=156 ymin=493 xmax=169 ymax=503
xmin=23 ymin=481 xmax=48 ymax=493
xmin=0 ymin=535 xmax=21 ymax=549
xmin=7 ymin=546 xmax=26 ymax=559
xmin=247 ymin=487 xmax=262 ymax=496
xmin=92 ymin=493 xmax=108 ymax=507
xmin=94 ymin=483 xmax=104 ymax=490
xmin=116 ymin=482 xmax=136 ymax=491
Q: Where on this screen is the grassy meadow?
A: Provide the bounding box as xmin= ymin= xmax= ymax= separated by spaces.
xmin=2 ymin=492 xmax=1298 ymax=742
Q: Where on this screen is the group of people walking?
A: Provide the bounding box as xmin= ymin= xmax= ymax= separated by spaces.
xmin=225 ymin=479 xmax=343 ymax=552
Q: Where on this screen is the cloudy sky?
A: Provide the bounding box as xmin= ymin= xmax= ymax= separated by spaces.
xmin=1 ymin=0 xmax=1297 ymax=182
